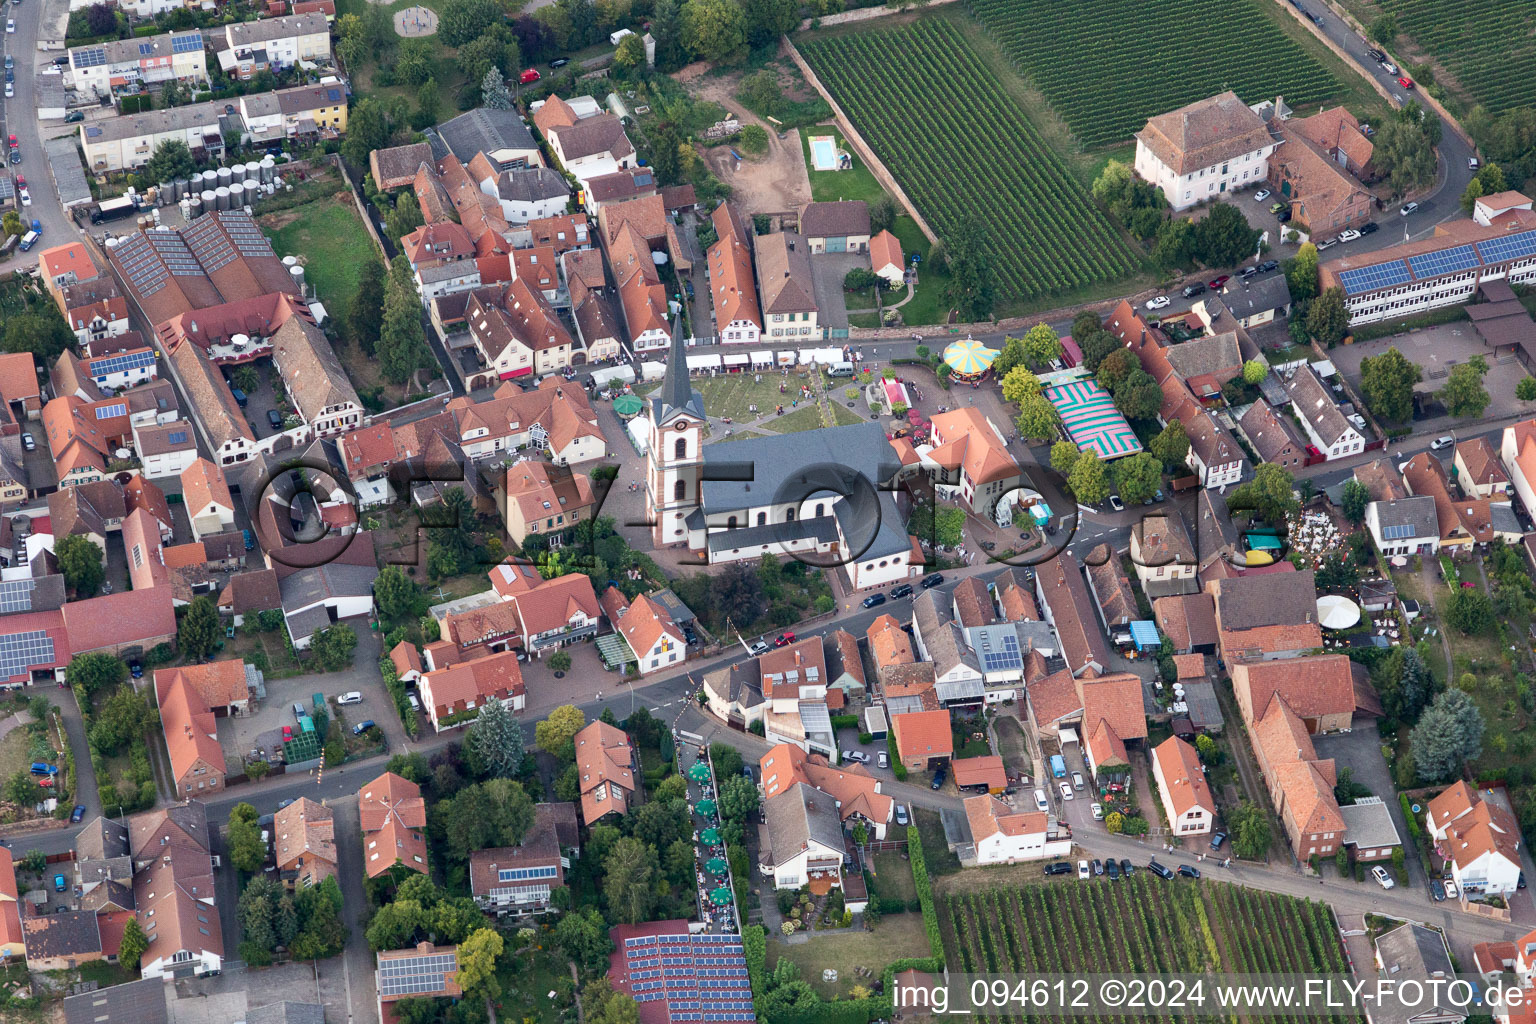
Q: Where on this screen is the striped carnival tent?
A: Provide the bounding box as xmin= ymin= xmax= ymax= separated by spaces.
xmin=1046 ymin=379 xmax=1143 ymax=460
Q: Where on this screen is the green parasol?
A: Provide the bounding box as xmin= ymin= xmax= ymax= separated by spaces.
xmin=942 ymin=337 xmax=1000 ymax=376
xmin=688 ymin=761 xmax=712 ymax=783
xmin=700 ymin=827 xmax=721 ymax=845
xmin=710 ymin=886 xmax=733 ymax=905
xmin=707 ymin=856 xmax=728 ymax=876
xmin=694 ymin=798 xmax=717 ymax=817
xmin=612 ymin=394 xmax=644 ymax=417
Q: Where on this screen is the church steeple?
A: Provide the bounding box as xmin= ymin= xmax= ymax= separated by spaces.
xmin=652 ymin=308 xmax=705 ymax=425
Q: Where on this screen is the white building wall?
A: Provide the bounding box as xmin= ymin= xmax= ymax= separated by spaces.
xmin=1135 ymin=138 xmax=1274 ymax=211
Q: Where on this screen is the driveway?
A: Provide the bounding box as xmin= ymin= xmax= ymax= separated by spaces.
xmin=1313 ymin=721 xmax=1423 ymax=886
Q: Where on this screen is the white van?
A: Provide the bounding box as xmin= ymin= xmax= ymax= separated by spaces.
xmin=828 ymin=361 xmax=856 ymax=377
xmin=1033 ymin=788 xmax=1049 ymax=812
xmin=18 ymin=230 xmax=38 ymax=252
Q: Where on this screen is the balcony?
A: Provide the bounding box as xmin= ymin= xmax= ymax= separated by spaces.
xmin=527 ymin=622 xmax=598 ymax=651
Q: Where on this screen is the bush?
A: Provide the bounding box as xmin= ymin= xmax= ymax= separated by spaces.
xmin=887 ymin=733 xmax=907 ymax=780
xmin=907 ymin=823 xmax=942 ymax=959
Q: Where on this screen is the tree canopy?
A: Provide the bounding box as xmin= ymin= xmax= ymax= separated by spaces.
xmin=1359 ymin=346 xmax=1422 ymax=423
xmin=1411 ymin=689 xmax=1485 ymax=784
xmin=1113 ymin=452 xmax=1163 ymax=505
xmin=1068 ymin=450 xmax=1109 ymax=506
xmin=1442 ymin=356 xmax=1490 ymax=418
xmin=55 ymin=536 xmax=105 ymax=598
xmin=178 ymin=596 xmax=221 ymax=662
xmin=1191 ymin=202 xmax=1260 ymax=268
xmin=536 ymin=704 xmax=587 ymax=761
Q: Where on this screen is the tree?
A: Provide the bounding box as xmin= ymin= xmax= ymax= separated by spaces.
xmin=649 ymin=0 xmax=687 ymax=71
xmin=439 ymin=778 xmax=535 ymax=860
xmin=2 ymin=309 xmax=74 ymax=362
xmin=1341 ymin=479 xmax=1371 ymax=526
xmin=1014 ymin=394 xmax=1058 ymax=441
xmin=1442 ymin=357 xmax=1491 ymax=418
xmin=1446 ymin=587 xmax=1494 ymax=635
xmin=603 ymin=837 xmax=658 ymax=924
xmin=991 ymin=336 xmax=1027 ymax=377
xmin=1114 ymin=452 xmax=1163 ymax=505
xmin=681 ymin=0 xmax=747 ymax=64
xmin=1152 ymin=216 xmax=1197 ymax=270
xmin=1285 ymin=243 xmax=1320 ymax=303
xmin=312 ymin=625 xmax=358 ymax=672
xmin=536 ymin=704 xmax=586 ymax=760
xmin=380 ymin=255 xmax=433 ymax=385
xmin=1022 ymin=323 xmax=1064 ymax=368
xmin=742 ymin=0 xmax=798 ymax=48
xmin=843 ymin=267 xmax=880 ymax=292
xmin=3 ymin=771 xmax=39 ymax=808
xmin=439 ymin=0 xmax=501 ymax=47
xmin=1303 ymin=287 xmax=1349 ymax=346
xmin=1242 ymin=358 xmax=1267 ymax=386
xmin=1050 ymin=440 xmax=1081 ymax=477
xmin=385 ymin=192 xmax=424 ymax=242
xmin=869 ymin=195 xmax=897 ymax=235
xmin=161 ymin=78 xmax=188 ymax=109
xmin=67 ymin=652 xmax=125 ymax=699
xmin=1369 ymin=12 xmax=1397 ymax=42
xmin=1192 ymin=202 xmax=1261 ymax=268
xmin=1412 ymin=689 xmax=1485 ymax=784
xmin=89 ymin=687 xmax=155 ymax=755
xmin=548 ymin=650 xmax=572 ymax=673
xmin=1359 ymin=346 xmax=1422 ymax=423
xmin=375 ymin=565 xmax=422 ymax=624
xmin=1519 ymin=377 xmax=1536 ymax=402
xmin=1096 ymin=347 xmax=1140 ymax=395
xmin=55 ymin=535 xmax=105 ymax=598
xmin=1375 ymin=106 xmax=1437 ymax=194
xmin=342 ymin=97 xmax=392 ymax=170
xmin=943 ymin=215 xmax=995 ymax=321
xmin=227 ymin=806 xmax=267 ymax=874
xmin=1378 ymin=646 xmax=1433 ymax=724
xmin=344 ymin=258 xmax=387 ymax=356
xmin=1000 ymin=366 xmax=1043 ymax=405
xmin=710 ymin=563 xmax=766 ymax=627
xmin=465 ymin=697 xmax=524 ymax=780
xmin=1149 ymin=420 xmax=1190 ymax=472
xmin=415 ymin=78 xmax=442 ymax=129
xmin=394 ymin=38 xmax=436 ymax=88
xmin=1227 ymin=802 xmax=1272 ymax=859
xmin=454 ymin=927 xmax=503 ymax=999
xmin=613 ymin=32 xmax=647 ymax=71
xmin=1228 ymin=463 xmax=1297 ymax=523
xmin=120 ymin=917 xmax=150 ymax=971
xmin=179 ymin=596 xmax=221 ymax=661
xmin=555 ymin=908 xmax=612 ymax=972
xmin=1113 ymin=368 xmax=1163 ymax=421
xmin=83 ymin=2 xmax=116 ymax=35
xmin=141 ymin=140 xmax=196 ymax=187
xmin=1068 ymin=450 xmax=1109 ymax=506
xmin=718 ymin=773 xmax=759 ymax=824
xmin=481 ymin=66 xmax=514 ymax=110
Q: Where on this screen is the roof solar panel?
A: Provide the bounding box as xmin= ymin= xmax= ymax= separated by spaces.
xmin=0 ymin=579 xmax=36 ymax=614
xmin=168 ymin=431 xmax=189 ymax=445
xmin=90 ymin=349 xmax=156 ymax=377
xmin=0 ymin=630 xmax=56 ymax=679
xmin=138 ymin=43 xmax=154 ymax=55
xmin=1338 ymin=259 xmax=1411 ymax=295
xmin=72 ymin=47 xmax=106 ymax=69
xmin=172 ymin=32 xmax=203 ymax=54
xmin=1408 ymin=244 xmax=1479 ymax=280
xmin=1477 ymin=230 xmax=1536 ymax=266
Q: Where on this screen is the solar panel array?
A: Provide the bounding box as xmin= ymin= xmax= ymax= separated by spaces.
xmin=115 ymin=235 xmax=171 ymax=297
xmin=73 ymin=47 xmax=107 ymax=69
xmin=1381 ymin=523 xmax=1416 ymax=540
xmin=0 ymin=579 xmax=37 ymax=614
xmin=150 ymin=231 xmax=206 ymax=278
xmin=1338 ymin=260 xmax=1412 ymax=296
xmin=1409 ymin=244 xmax=1479 ymax=280
xmin=619 ymin=932 xmax=753 ymax=1022
xmin=138 ymin=43 xmax=154 ymax=56
xmin=171 ymin=32 xmax=203 ymax=54
xmin=979 ymin=631 xmax=1022 ymax=673
xmin=186 ymin=217 xmax=238 ymax=274
xmin=89 ymin=348 xmax=155 ymax=379
xmin=0 ymin=630 xmax=56 ymax=680
xmin=1477 ymin=229 xmax=1536 ymax=266
xmin=221 ymin=212 xmax=276 ymax=258
xmin=95 ymin=403 xmax=127 ymax=420
xmin=168 ymin=430 xmax=190 ymax=445
xmin=377 ymin=951 xmax=456 ymax=998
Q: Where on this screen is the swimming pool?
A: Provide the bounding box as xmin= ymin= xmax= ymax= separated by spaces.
xmin=809 ymin=136 xmax=839 ymax=171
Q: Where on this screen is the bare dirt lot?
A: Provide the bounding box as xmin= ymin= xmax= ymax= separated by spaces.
xmin=677 ymin=64 xmax=812 ymax=216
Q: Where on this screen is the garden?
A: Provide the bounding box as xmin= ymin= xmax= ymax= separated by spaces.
xmin=798 ymin=17 xmax=1142 ymax=306
xmin=0 ymin=698 xmax=70 ymax=824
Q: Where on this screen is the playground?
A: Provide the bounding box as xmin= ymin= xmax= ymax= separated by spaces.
xmin=394 ymin=5 xmax=437 ymax=36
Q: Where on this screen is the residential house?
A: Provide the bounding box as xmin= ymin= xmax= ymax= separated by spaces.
xmin=273 ymin=797 xmax=337 ymax=889
xmin=376 ymin=943 xmax=461 ymax=1022
xmin=758 ymin=637 xmax=836 ymax=759
xmin=466 ymin=276 xmax=577 ymax=379
xmin=823 ymin=629 xmax=867 ymax=702
xmin=1356 ymin=457 xmax=1409 ymax=502
xmin=370 ymin=141 xmax=435 ymax=191
xmin=1286 ymin=365 xmax=1364 ymax=460
xmin=359 ymin=772 xmax=428 ymax=879
xmin=1221 ymin=274 xmax=1293 ymax=330
xmin=1370 ymin=925 xmax=1465 ymax=1024
xmin=1340 ymin=797 xmax=1403 ymax=863
xmin=573 ymin=720 xmax=636 ymax=824
xmin=889 ymin=709 xmax=952 ymax=771
xmin=1456 ymin=437 xmax=1511 ymax=498
xmin=951 ymin=577 xmax=996 ymax=629
xmin=1239 ymin=399 xmax=1307 ymax=470
xmin=1268 ymin=113 xmax=1375 ymax=236
xmin=534 ymin=95 xmax=636 ymax=185
xmin=565 ymin=248 xmax=623 ymax=363
xmin=1151 ymin=736 xmax=1215 ymax=835
xmin=239 ymin=83 xmax=348 ymax=146
xmin=444 ymin=378 xmax=606 ymax=465
xmin=167 ymin=343 xmax=257 ymax=468
xmin=48 ymin=479 xmax=126 ymax=549
xmin=153 ymin=661 xmax=251 ymax=716
xmin=910 ymin=590 xmax=985 ymax=707
xmin=1084 ymin=550 xmax=1138 ymax=630
xmin=608 ymin=220 xmax=671 ymax=354
xmin=951 ymin=755 xmax=1007 ymax=793
xmin=759 ymin=743 xmax=893 ymax=840
xmin=133 ymin=421 xmax=198 ymax=479
xmin=1034 ymin=554 xmax=1111 ymax=677
xmin=1249 ymin=694 xmax=1346 ymax=859
xmin=79 ymin=101 xmax=228 ymax=173
xmin=759 ymin=783 xmax=848 ymax=892
xmin=468 ymin=803 xmax=579 ymax=917
xmin=0 ymin=848 xmax=21 ymax=960
xmin=615 ymin=593 xmax=686 ymax=676
xmin=1152 ymin=593 xmax=1219 ymax=655
xmin=923 ymin=408 xmax=1023 ymax=517
xmin=127 ymin=802 xmax=223 ymax=979
xmin=582 ymin=167 xmax=657 ymax=210
xmin=54 ymin=345 xmax=154 ymax=401
xmin=219 ymin=14 xmax=332 ymax=78
xmin=1290 ymin=106 xmax=1375 ymax=178
xmin=755 ymin=233 xmax=819 ymax=341
xmin=799 ymin=201 xmax=871 ymax=254
xmin=1231 ymin=653 xmax=1358 ymax=735
xmin=1502 ymin=419 xmax=1536 ymax=519
xmin=180 ymin=458 xmax=235 ymax=541
xmin=1426 ymin=781 xmax=1523 ymax=896
xmin=154 ymin=669 xmax=227 ymax=798
xmin=1206 ymin=569 xmax=1324 ymax=662
xmin=67 ymin=31 xmax=208 ymax=101
xmin=417 ymin=650 xmax=526 ymax=732
xmin=0 ymin=351 xmax=42 ymax=421
xmin=1365 ymin=496 xmax=1440 ymax=557
xmin=1129 ymin=514 xmax=1198 ymax=596
xmin=218 ymin=568 xmax=282 ymax=626
xmin=39 ymin=242 xmax=100 ymax=306
xmin=605 ymin=922 xmax=752 ymax=1022
xmin=707 ymin=202 xmax=762 ymax=344
xmin=1024 ymin=668 xmax=1145 ymax=784
xmin=432 ymin=107 xmax=542 ymax=171
xmin=388 ymin=641 xmax=424 ymax=685
xmin=497 ymin=462 xmax=596 ymax=545
xmin=964 ymin=797 xmax=1072 ymax=866
xmin=870 ymin=229 xmax=904 ymax=286
xmin=61 ymin=976 xmax=170 ymax=1024
xmin=1163 ymin=329 xmax=1244 ymax=402
xmin=22 ymin=911 xmax=104 ymax=971
xmin=1403 ymin=451 xmax=1500 ymax=549
xmin=1134 ymin=91 xmax=1279 ymax=210
xmin=1473 ymin=191 xmax=1535 ymax=228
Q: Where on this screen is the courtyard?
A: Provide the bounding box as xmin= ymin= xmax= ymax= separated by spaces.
xmin=1327 ymin=324 xmax=1527 ymax=424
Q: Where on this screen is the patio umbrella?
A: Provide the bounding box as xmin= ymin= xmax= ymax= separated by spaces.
xmin=700 ymin=827 xmax=721 ymax=845
xmin=688 ymin=761 xmax=712 ymax=783
xmin=706 ymin=856 xmax=728 ymax=876
xmin=942 ymin=338 xmax=999 ymax=376
xmin=710 ymin=886 xmax=733 ymax=906
xmin=694 ymin=798 xmax=717 ymax=817
xmin=612 ymin=394 xmax=644 ymax=417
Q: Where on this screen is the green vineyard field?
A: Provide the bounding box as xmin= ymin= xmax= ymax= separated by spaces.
xmin=1377 ymin=0 xmax=1536 ymax=113
xmin=798 ymin=19 xmax=1141 ymax=304
xmin=968 ymin=0 xmax=1346 ymax=146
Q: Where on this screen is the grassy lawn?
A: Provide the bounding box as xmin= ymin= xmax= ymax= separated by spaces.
xmin=869 ymin=850 xmax=918 ymax=905
xmin=0 ymin=728 xmax=40 ymax=788
xmin=647 ymin=370 xmax=824 ymax=423
xmin=800 ymin=127 xmax=888 ymax=206
xmin=261 ymin=195 xmax=377 ymax=326
xmin=913 ymin=808 xmax=961 ymax=875
xmin=766 ymin=915 xmax=933 ymax=1000
xmin=763 ymin=404 xmax=832 ymax=433
xmin=492 ymin=947 xmax=574 ymax=1024
xmin=829 ymin=402 xmax=865 ymax=427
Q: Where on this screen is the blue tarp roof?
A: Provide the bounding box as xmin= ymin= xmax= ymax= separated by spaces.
xmin=1247 ymin=534 xmax=1284 ymax=550
xmin=1129 ymin=620 xmax=1160 ymax=650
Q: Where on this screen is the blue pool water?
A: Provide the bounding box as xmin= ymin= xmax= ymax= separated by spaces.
xmin=811 ymin=138 xmax=838 ymax=170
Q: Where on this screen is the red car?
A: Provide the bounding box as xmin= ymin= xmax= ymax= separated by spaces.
xmin=13 ymin=175 xmax=23 ymax=189
xmin=774 ymin=632 xmax=797 ymax=648
xmin=1398 ymin=76 xmax=1414 ymax=89
xmin=1208 ymin=274 xmax=1230 ymax=290
xmin=39 ymin=776 xmax=53 ymax=787
xmin=282 ymin=725 xmax=293 ymax=740
xmin=519 ymin=68 xmax=541 ymax=85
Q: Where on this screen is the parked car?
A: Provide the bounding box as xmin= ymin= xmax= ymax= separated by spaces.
xmin=39 ymin=776 xmax=52 ymax=787
xmin=337 ymin=691 xmax=363 ymax=705
xmin=861 ymin=593 xmax=887 ymax=609
xmin=1359 ymin=221 xmax=1379 ymax=235
xmin=1443 ymin=880 xmax=1459 ymax=899
xmin=19 ymin=432 xmax=33 ymax=451
xmin=1317 ymin=237 xmax=1338 ymax=249
xmin=1380 ymin=60 xmax=1398 ymax=75
xmin=1258 ymin=259 xmax=1279 ymax=272
xmin=1365 ymin=47 xmax=1385 ymax=61
xmin=1105 ymin=858 xmax=1120 ymax=879
xmin=71 ymin=804 xmax=85 ymax=822
xmin=352 ymin=720 xmax=377 ymax=736
xmin=895 ymin=803 xmax=908 ymax=826
xmin=243 ymin=529 xmax=255 ymax=550
xmin=1033 ymin=789 xmax=1049 ymax=812
xmin=128 ymin=659 xmax=142 ymax=681
xmin=1210 ymin=830 xmax=1227 ymax=850
xmin=1252 ymin=188 xmax=1271 ymax=203
xmin=2 ymin=55 xmax=9 ymax=68
xmin=1148 ymin=859 xmax=1174 ymax=879
xmin=54 ymin=874 xmax=66 ymax=892
xmin=519 ymin=69 xmax=541 ymax=84
xmin=1077 ymin=860 xmax=1090 ymax=880
xmin=1071 ymin=771 xmax=1085 ymax=790
xmin=1091 ymin=802 xmax=1104 ymax=820
xmin=1470 ymin=157 xmax=1481 ymax=171
xmin=30 ymin=763 xmax=58 ymax=775
xmin=1400 ymin=201 xmax=1420 ymax=216
xmin=773 ymin=632 xmax=796 ymax=647
xmin=1058 ymin=781 xmax=1073 ymax=801
xmin=1177 ymin=864 xmax=1201 ymax=879
xmin=277 ymin=798 xmax=296 ymax=811
xmin=920 ymin=573 xmax=945 ymax=589
xmin=407 ymin=693 xmax=420 ymax=711
xmin=1430 ymin=435 xmax=1455 ymax=450
xmin=4 ymin=84 xmax=11 ymax=99
xmin=930 ymin=767 xmax=946 ymax=790
xmin=746 ymin=640 xmax=770 ymax=656
xmin=1208 ymin=275 xmax=1230 ymax=290
xmin=877 ymin=750 xmax=889 ymax=769
xmin=18 ymin=188 xmax=28 ymax=207
xmin=1091 ymin=858 xmax=1103 ymax=877
xmin=65 ymin=110 xmax=84 ymax=124
xmin=1339 ymin=229 xmax=1362 ymax=243
xmin=1239 ymin=265 xmax=1260 ymax=279
xmin=1144 ymin=295 xmax=1171 ymax=311
xmin=1430 ymin=879 xmax=1446 ymax=901
xmin=841 ymin=749 xmax=870 ymax=764
xmin=1269 ymin=202 xmax=1287 ymax=214
xmin=890 ymin=583 xmax=914 ymax=599
xmin=230 ymin=387 xmax=248 ymax=408
xmin=1120 ymin=859 xmax=1134 ymax=876
xmin=1181 ymin=282 xmax=1206 ymax=298
xmin=1398 ymin=76 xmax=1414 ymax=89
xmin=549 ymin=58 xmax=570 ymax=68
xmin=1044 ymin=861 xmax=1072 ymax=876
xmin=1108 ymin=495 xmax=1124 ymax=512
xmin=292 ymin=702 xmax=306 ymax=719
xmin=282 ymin=725 xmax=293 ymax=741
xmin=1372 ymin=865 xmax=1396 ymax=889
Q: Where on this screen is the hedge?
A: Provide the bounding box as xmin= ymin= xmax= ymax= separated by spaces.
xmin=830 ymin=714 xmax=859 ymax=732
xmin=742 ymin=924 xmax=766 ymax=999
xmin=888 ymin=733 xmax=907 ymax=781
xmin=1400 ymin=793 xmax=1423 ymax=838
xmin=908 ymin=823 xmax=942 ymax=960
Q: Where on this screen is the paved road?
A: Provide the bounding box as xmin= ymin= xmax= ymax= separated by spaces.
xmin=1 ymin=0 xmax=77 ymax=273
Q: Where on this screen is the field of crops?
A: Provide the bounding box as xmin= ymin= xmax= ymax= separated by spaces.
xmin=1377 ymin=0 xmax=1536 ymax=113
xmin=943 ymin=879 xmax=1357 ymax=1023
xmin=968 ymin=0 xmax=1346 ymax=146
xmin=799 ymin=18 xmax=1141 ymax=304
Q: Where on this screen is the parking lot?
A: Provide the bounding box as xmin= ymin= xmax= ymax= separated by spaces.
xmin=1327 ymin=324 xmax=1527 ymax=422
xmin=218 ymin=663 xmax=393 ymax=771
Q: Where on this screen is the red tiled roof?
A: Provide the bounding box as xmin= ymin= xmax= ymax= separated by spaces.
xmin=891 ymin=709 xmax=952 ymax=761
